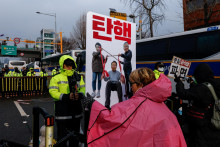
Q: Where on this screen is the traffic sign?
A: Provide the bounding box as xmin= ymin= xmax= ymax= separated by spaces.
xmin=13 ymin=38 xmax=20 ymax=44
xmin=20 ymin=53 xmax=24 ymax=56
xmin=44 ymin=50 xmax=54 ymax=53
xmin=1 ymin=45 xmax=17 ymax=55
xmin=24 ymin=40 xmax=35 ymax=43
xmin=110 ymin=11 xmax=127 ymax=21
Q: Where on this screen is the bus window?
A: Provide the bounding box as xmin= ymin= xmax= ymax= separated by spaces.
xmin=197 ymin=33 xmax=220 ymax=58
xmin=137 ymin=39 xmax=168 ymax=61
xmin=169 ymin=35 xmax=196 ymax=59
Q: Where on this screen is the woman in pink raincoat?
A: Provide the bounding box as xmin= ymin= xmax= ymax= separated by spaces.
xmin=86 ymin=68 xmax=186 ymax=147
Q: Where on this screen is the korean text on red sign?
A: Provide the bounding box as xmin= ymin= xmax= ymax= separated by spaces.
xmin=92 ymin=14 xmax=131 ymax=44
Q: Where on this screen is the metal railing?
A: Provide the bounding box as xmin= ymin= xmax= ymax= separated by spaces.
xmin=0 ymin=76 xmax=51 ymax=98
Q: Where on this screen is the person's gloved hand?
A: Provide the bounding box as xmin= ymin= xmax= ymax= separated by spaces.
xmin=174 ymin=74 xmax=181 ymax=83
xmin=81 ymin=93 xmax=95 ymax=110
xmin=187 ymin=77 xmax=194 ymax=84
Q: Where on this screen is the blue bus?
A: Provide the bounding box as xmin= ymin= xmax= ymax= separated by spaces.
xmin=136 ymin=26 xmax=220 ymax=78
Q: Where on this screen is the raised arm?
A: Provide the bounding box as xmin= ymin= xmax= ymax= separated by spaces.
xmin=121 ymin=50 xmax=132 ymax=61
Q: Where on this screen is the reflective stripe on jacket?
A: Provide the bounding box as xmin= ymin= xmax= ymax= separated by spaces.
xmin=49 ymin=73 xmax=70 ymax=101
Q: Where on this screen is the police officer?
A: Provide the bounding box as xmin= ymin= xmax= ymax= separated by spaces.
xmin=0 ymin=68 xmax=5 ymax=77
xmin=22 ymin=67 xmax=28 ymax=77
xmin=40 ymin=67 xmax=48 ymax=94
xmin=0 ymin=68 xmax=5 ymax=98
xmin=12 ymin=67 xmax=22 ymax=96
xmin=4 ymin=66 xmax=12 ymax=97
xmin=49 ymin=55 xmax=83 ymax=147
xmin=27 ymin=68 xmax=36 ymax=76
xmin=12 ymin=67 xmax=23 ymax=77
xmin=40 ymin=67 xmax=48 ymax=77
xmin=52 ymin=66 xmax=59 ymax=76
xmin=153 ymin=62 xmax=165 ymax=79
xmin=4 ymin=66 xmax=12 ymax=77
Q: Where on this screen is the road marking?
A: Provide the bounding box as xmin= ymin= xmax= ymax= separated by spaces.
xmin=14 ymin=101 xmax=28 ymax=117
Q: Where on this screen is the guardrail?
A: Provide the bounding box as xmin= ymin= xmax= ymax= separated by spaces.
xmin=0 ymin=76 xmax=52 ymax=98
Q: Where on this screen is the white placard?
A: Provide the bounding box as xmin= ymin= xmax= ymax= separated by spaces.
xmin=168 ymin=56 xmax=191 ymax=78
xmin=86 ymin=12 xmax=136 ymax=107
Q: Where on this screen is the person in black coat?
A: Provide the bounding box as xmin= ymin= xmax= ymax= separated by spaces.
xmin=0 ymin=68 xmax=5 ymax=77
xmin=118 ymin=42 xmax=132 ymax=98
xmin=22 ymin=67 xmax=28 ymax=77
xmin=175 ymin=63 xmax=220 ymax=147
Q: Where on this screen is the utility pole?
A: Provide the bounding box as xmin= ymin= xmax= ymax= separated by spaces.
xmin=139 ymin=13 xmax=142 ymax=40
xmin=60 ymin=32 xmax=63 ymax=53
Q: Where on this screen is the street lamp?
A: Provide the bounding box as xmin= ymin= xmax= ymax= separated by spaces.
xmin=128 ymin=14 xmax=136 ymax=23
xmin=36 ymin=11 xmax=57 ymax=56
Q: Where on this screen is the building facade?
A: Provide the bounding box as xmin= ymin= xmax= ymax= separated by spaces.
xmin=40 ymin=29 xmax=55 ymax=57
xmin=183 ymin=0 xmax=220 ymax=31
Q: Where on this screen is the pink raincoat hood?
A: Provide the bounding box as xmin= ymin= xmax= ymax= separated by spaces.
xmin=134 ymin=73 xmax=172 ymax=102
xmin=87 ymin=74 xmax=186 ymax=147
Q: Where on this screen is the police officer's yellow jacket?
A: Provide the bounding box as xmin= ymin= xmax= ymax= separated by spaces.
xmin=153 ymin=69 xmax=164 ymax=79
xmin=27 ymin=68 xmax=36 ymax=77
xmin=49 ymin=55 xmax=84 ymax=117
xmin=12 ymin=71 xmax=23 ymax=77
xmin=49 ymin=55 xmax=83 ymax=101
xmin=4 ymin=71 xmax=12 ymax=77
xmin=52 ymin=69 xmax=59 ymax=76
xmin=78 ymin=74 xmax=85 ymax=95
xmin=40 ymin=71 xmax=48 ymax=77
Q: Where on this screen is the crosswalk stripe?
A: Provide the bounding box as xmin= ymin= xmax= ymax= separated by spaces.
xmin=14 ymin=101 xmax=28 ymax=117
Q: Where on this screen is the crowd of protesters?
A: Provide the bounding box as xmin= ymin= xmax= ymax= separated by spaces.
xmin=1 ymin=53 xmax=219 ymax=147
xmin=81 ymin=62 xmax=220 ymax=147
xmin=81 ymin=42 xmax=220 ymax=146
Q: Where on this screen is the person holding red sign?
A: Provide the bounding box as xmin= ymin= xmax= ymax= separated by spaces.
xmin=103 ymin=61 xmax=122 ymax=110
xmin=91 ymin=42 xmax=107 ymax=98
xmin=118 ymin=42 xmax=132 ymax=98
xmin=175 ymin=63 xmax=220 ymax=147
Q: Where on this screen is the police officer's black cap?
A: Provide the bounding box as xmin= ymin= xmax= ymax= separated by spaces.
xmin=154 ymin=62 xmax=164 ymax=69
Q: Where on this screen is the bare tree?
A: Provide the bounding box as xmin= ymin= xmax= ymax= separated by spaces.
xmin=203 ymin=0 xmax=220 ymax=26
xmin=57 ymin=37 xmax=77 ymax=52
xmin=122 ymin=0 xmax=165 ymax=37
xmin=70 ymin=13 xmax=86 ymax=49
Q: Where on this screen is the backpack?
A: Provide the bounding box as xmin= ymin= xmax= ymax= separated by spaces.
xmin=203 ymin=82 xmax=220 ymax=129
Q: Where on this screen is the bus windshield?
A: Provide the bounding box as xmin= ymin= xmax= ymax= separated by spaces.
xmin=9 ymin=61 xmax=26 ymax=71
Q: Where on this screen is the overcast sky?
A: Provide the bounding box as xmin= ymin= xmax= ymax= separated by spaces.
xmin=0 ymin=0 xmax=183 ymax=46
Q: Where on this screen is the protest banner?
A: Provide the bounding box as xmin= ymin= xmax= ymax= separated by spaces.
xmin=86 ymin=11 xmax=136 ymax=106
xmin=168 ymin=56 xmax=191 ymax=78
